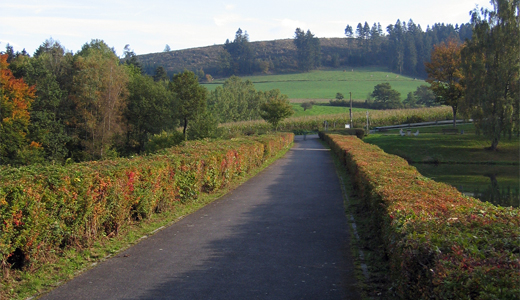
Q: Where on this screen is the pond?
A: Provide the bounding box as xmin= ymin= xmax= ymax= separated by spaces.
xmin=412 ymin=164 xmax=520 ymax=208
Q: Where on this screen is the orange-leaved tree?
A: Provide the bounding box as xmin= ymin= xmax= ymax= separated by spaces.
xmin=425 ymin=39 xmax=465 ymax=127
xmin=0 ymin=54 xmax=38 ymax=165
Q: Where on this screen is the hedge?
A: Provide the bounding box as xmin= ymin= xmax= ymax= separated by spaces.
xmin=321 ymin=133 xmax=519 ymax=299
xmin=0 ymin=133 xmax=294 ymax=271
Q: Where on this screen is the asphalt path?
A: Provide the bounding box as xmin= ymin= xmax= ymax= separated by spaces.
xmin=39 ymin=135 xmax=360 ymax=300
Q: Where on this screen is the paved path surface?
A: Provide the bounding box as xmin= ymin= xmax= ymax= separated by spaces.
xmin=39 ymin=135 xmax=360 ymax=300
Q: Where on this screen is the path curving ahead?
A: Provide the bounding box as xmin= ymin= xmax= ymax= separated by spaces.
xmin=39 ymin=135 xmax=361 ymax=300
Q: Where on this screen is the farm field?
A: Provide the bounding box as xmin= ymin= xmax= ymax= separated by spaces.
xmin=202 ymin=67 xmax=426 ymax=100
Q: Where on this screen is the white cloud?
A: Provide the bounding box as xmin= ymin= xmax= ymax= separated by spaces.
xmin=0 ymin=3 xmax=93 ymax=14
xmin=214 ymin=13 xmax=243 ymax=27
xmin=279 ymin=19 xmax=307 ymax=30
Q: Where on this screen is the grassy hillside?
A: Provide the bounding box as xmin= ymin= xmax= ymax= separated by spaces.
xmin=136 ymin=38 xmax=356 ymax=77
xmin=202 ymin=67 xmax=426 ymax=100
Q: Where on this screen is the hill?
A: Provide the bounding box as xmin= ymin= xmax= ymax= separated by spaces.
xmin=136 ymin=38 xmax=353 ymax=78
xmin=135 ymin=23 xmax=471 ymax=79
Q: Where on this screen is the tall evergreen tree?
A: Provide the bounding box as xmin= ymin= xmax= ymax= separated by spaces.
xmin=223 ymin=28 xmax=255 ymax=75
xmin=294 ymin=28 xmax=321 ymax=72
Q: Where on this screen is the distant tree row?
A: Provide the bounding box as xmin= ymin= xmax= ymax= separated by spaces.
xmin=424 ymin=0 xmax=519 ymax=150
xmin=330 ymin=83 xmax=437 ymax=110
xmin=343 ymin=20 xmax=472 ymax=77
xmin=211 ymin=20 xmax=472 ymax=78
xmin=1 ymin=39 xmax=294 ymax=166
xmin=0 ymin=40 xmax=216 ymax=165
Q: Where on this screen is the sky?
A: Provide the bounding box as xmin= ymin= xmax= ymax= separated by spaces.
xmin=0 ymin=0 xmax=492 ymax=57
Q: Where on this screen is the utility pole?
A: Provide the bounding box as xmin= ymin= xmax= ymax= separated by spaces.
xmin=366 ymin=111 xmax=369 ymax=134
xmin=349 ymin=92 xmax=353 ymax=128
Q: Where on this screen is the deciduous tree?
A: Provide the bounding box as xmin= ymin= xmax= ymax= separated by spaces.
xmin=207 ymin=76 xmax=262 ymax=123
xmin=170 ymin=70 xmax=207 ymax=140
xmin=71 ymin=40 xmax=129 ymax=159
xmin=9 ymin=54 xmax=70 ymax=162
xmin=124 ymin=65 xmax=176 ymax=152
xmin=301 ymin=102 xmax=313 ymax=111
xmin=425 ymin=38 xmax=465 ymax=127
xmin=371 ymin=83 xmax=402 ymax=109
xmin=414 ymin=85 xmax=437 ymax=107
xmin=461 ymin=0 xmax=519 ymax=150
xmin=0 ymin=54 xmax=37 ymax=164
xmin=259 ymin=90 xmax=293 ymax=130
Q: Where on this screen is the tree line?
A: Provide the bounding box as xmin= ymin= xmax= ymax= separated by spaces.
xmin=344 ymin=20 xmax=472 ymax=78
xmin=211 ymin=20 xmax=471 ymax=78
xmin=0 ymin=39 xmax=292 ymax=166
xmin=425 ymin=0 xmax=519 ymax=150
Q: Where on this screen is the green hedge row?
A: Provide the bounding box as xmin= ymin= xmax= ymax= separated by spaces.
xmin=0 ymin=133 xmax=294 ymax=270
xmin=321 ymin=132 xmax=519 ymax=299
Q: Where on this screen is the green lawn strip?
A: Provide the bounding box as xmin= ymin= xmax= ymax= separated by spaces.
xmin=321 ymin=139 xmax=395 ymax=300
xmin=1 ymin=134 xmax=294 ymax=300
xmin=364 ymin=127 xmax=520 ymax=164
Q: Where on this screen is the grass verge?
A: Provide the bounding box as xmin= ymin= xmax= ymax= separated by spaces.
xmin=364 ymin=126 xmax=520 ymax=164
xmin=2 ymin=140 xmax=293 ymax=300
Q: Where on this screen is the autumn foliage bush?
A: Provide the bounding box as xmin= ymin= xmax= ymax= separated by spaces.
xmin=0 ymin=133 xmax=293 ymax=272
xmin=321 ymin=133 xmax=519 ymax=299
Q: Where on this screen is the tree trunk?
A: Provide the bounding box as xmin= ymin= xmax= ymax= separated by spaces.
xmin=183 ymin=118 xmax=188 ymax=141
xmin=489 ymin=137 xmax=499 ymax=151
xmin=452 ymin=106 xmax=457 ymax=128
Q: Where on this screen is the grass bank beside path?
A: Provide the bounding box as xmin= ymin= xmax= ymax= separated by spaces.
xmin=364 ymin=125 xmax=520 ymax=165
xmin=203 ymin=67 xmax=425 ymax=100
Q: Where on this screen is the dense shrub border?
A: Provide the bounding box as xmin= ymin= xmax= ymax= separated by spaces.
xmin=0 ymin=133 xmax=294 ymax=273
xmin=321 ymin=133 xmax=519 ymax=299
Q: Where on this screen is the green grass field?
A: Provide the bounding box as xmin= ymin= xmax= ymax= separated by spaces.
xmin=202 ymin=67 xmax=426 ymax=100
xmin=364 ymin=124 xmax=520 ymax=164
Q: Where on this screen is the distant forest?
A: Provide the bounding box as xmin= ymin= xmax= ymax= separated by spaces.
xmin=136 ymin=19 xmax=472 ymax=80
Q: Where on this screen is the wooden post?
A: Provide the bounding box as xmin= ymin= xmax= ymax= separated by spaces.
xmin=349 ymin=92 xmax=352 ymax=128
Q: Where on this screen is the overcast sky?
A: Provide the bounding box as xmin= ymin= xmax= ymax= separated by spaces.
xmin=1 ymin=0 xmax=491 ymax=57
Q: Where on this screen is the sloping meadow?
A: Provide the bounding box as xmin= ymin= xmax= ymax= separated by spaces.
xmin=321 ymin=133 xmax=519 ymax=299
xmin=0 ymin=133 xmax=293 ymax=273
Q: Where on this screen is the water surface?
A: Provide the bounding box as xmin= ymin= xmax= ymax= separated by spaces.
xmin=413 ymin=164 xmax=519 ymax=208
